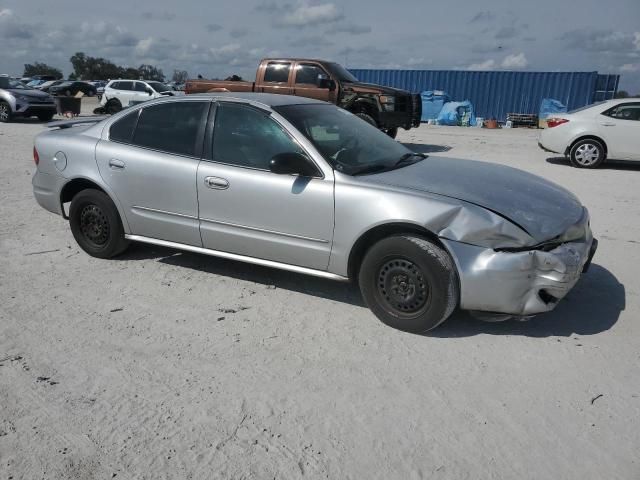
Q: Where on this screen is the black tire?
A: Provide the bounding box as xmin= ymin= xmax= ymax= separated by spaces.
xmin=69 ymin=189 xmax=129 ymax=259
xmin=385 ymin=127 xmax=398 ymax=139
xmin=358 ymin=235 xmax=459 ymax=333
xmin=569 ymin=138 xmax=606 ymax=168
xmin=355 ymin=112 xmax=377 ymax=128
xmin=37 ymin=112 xmax=55 ymax=122
xmin=87 ymin=90 xmax=95 ymax=97
xmin=105 ymin=98 xmax=122 ymax=115
xmin=0 ymin=101 xmax=12 ymax=123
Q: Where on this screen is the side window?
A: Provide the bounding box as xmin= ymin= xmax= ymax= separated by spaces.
xmin=110 ymin=82 xmax=120 ymax=90
xmin=109 ymin=110 xmax=139 ymax=143
xmin=605 ymin=103 xmax=640 ymax=121
xmin=295 ymin=64 xmax=325 ymax=85
xmin=134 ymin=82 xmax=147 ymax=92
xmin=132 ymin=101 xmax=208 ymax=156
xmin=212 ymin=102 xmax=306 ymax=170
xmin=264 ymin=62 xmax=291 ymax=83
xmin=119 ymin=81 xmax=134 ymax=91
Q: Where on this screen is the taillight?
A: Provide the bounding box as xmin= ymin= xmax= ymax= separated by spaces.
xmin=547 ymin=118 xmax=569 ymax=128
xmin=33 ymin=146 xmax=40 ymax=166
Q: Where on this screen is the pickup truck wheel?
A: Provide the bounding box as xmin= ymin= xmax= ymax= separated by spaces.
xmin=105 ymin=98 xmax=122 ymax=115
xmin=0 ymin=101 xmax=12 ymax=123
xmin=385 ymin=128 xmax=398 ymax=139
xmin=358 ymin=235 xmax=459 ymax=333
xmin=69 ymin=189 xmax=129 ymax=259
xmin=355 ymin=112 xmax=377 ymax=128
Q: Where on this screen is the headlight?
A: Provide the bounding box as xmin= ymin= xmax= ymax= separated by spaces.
xmin=379 ymin=95 xmax=395 ymax=104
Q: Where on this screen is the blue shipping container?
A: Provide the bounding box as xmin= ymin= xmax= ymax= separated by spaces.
xmin=349 ymin=69 xmax=619 ymax=122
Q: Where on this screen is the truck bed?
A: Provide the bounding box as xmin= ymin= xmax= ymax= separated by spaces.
xmin=185 ymin=79 xmax=255 ymax=94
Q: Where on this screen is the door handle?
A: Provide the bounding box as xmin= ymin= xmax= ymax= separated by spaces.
xmin=204 ymin=176 xmax=229 ymax=190
xmin=109 ymin=158 xmax=125 ymax=169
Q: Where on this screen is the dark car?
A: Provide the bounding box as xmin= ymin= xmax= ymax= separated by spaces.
xmin=49 ymin=81 xmax=97 ymax=97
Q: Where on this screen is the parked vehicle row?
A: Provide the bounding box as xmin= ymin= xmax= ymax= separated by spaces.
xmin=32 ymin=93 xmax=597 ymax=332
xmin=186 ymin=58 xmax=422 ymax=138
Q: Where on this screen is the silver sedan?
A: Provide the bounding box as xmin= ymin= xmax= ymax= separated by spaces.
xmin=32 ymin=93 xmax=597 ymax=332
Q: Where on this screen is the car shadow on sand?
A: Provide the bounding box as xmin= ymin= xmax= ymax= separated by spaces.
xmin=546 ymin=156 xmax=640 ymax=171
xmin=402 ymin=142 xmax=452 ymax=154
xmin=118 ymin=244 xmax=624 ymax=338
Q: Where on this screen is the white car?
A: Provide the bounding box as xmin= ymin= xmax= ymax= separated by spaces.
xmin=539 ymin=99 xmax=640 ymax=168
xmin=100 ymin=79 xmax=179 ymax=113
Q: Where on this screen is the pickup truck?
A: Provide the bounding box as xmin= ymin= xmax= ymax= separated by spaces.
xmin=185 ymin=58 xmax=421 ymax=137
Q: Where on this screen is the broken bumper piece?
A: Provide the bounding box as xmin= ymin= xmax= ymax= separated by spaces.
xmin=442 ymin=229 xmax=597 ymax=318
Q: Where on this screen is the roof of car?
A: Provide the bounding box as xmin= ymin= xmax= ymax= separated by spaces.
xmin=187 ymin=92 xmax=327 ymax=107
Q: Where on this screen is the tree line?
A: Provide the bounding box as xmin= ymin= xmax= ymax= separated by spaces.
xmin=23 ymin=52 xmax=189 ymax=83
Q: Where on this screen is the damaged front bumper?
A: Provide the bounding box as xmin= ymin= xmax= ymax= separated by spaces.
xmin=442 ymin=222 xmax=597 ymax=318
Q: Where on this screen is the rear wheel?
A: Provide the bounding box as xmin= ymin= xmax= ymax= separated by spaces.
xmin=358 ymin=235 xmax=459 ymax=333
xmin=569 ymin=138 xmax=605 ymax=168
xmin=69 ymin=189 xmax=129 ymax=259
xmin=355 ymin=112 xmax=377 ymax=128
xmin=0 ymin=101 xmax=12 ymax=123
xmin=105 ymin=98 xmax=122 ymax=115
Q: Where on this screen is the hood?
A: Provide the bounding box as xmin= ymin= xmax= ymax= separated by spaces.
xmin=344 ymin=81 xmax=411 ymax=96
xmin=5 ymin=88 xmax=52 ymax=100
xmin=360 ymin=156 xmax=584 ymax=243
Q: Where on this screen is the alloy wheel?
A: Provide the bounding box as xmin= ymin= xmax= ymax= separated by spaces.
xmin=0 ymin=103 xmax=9 ymax=121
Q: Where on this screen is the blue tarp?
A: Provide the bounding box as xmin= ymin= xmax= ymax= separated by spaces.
xmin=421 ymin=90 xmax=449 ymax=121
xmin=539 ymin=98 xmax=567 ymax=119
xmin=436 ymin=101 xmax=476 ymax=126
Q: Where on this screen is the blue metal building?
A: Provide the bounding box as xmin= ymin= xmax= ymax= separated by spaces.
xmin=348 ymin=69 xmax=619 ymax=121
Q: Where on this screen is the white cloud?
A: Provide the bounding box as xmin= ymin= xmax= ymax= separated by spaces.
xmin=501 ymin=52 xmax=528 ymax=69
xmin=0 ymin=8 xmax=12 ymax=17
xmin=135 ymin=37 xmax=154 ymax=56
xmin=281 ymin=3 xmax=342 ymax=26
xmin=467 ymin=59 xmax=496 ymax=70
xmin=620 ymin=63 xmax=640 ymax=72
xmin=634 ymin=32 xmax=640 ymax=50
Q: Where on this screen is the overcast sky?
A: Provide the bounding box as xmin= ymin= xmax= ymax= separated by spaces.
xmin=1 ymin=0 xmax=639 ymax=92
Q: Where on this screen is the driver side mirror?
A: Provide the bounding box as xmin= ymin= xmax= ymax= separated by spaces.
xmin=316 ymin=74 xmax=336 ymax=91
xmin=145 ymin=88 xmax=153 ymax=95
xmin=269 ymin=152 xmax=320 ymax=177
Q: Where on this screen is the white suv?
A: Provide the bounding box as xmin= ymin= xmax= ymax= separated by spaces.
xmin=100 ymin=80 xmax=179 ymax=113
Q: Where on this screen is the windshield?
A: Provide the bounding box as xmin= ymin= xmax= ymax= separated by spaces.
xmin=148 ymin=81 xmax=171 ymax=92
xmin=0 ymin=78 xmax=32 ymax=90
xmin=275 ymin=104 xmax=424 ymax=175
xmin=325 ymin=63 xmax=359 ymax=83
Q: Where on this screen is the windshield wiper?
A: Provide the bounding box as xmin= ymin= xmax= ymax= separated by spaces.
xmin=394 ymin=152 xmax=428 ymax=167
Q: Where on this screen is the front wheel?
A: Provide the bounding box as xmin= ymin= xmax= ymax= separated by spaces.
xmin=358 ymin=235 xmax=459 ymax=333
xmin=69 ymin=189 xmax=129 ymax=259
xmin=385 ymin=127 xmax=398 ymax=139
xmin=355 ymin=112 xmax=377 ymax=127
xmin=0 ymin=101 xmax=12 ymax=123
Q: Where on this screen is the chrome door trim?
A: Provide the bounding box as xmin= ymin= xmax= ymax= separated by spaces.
xmin=125 ymin=234 xmax=348 ymax=281
xmin=199 ymin=216 xmax=330 ymax=243
xmin=132 ymin=205 xmax=198 ymax=220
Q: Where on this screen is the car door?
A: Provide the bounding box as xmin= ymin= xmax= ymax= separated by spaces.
xmin=257 ymin=61 xmax=293 ymax=95
xmin=196 ymin=101 xmax=334 ymax=270
xmin=598 ymin=102 xmax=640 ymax=160
xmin=95 ymin=99 xmax=210 ymax=246
xmin=292 ymin=62 xmax=335 ymax=103
xmin=115 ymin=81 xmax=135 ymax=106
xmin=133 ymin=81 xmax=153 ymax=105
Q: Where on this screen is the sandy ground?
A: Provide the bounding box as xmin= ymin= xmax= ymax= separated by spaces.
xmin=1 ymin=97 xmax=638 ymax=479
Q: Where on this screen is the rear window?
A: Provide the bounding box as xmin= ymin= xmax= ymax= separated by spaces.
xmin=131 ymin=101 xmax=208 ymax=156
xmin=264 ymin=62 xmax=291 ymax=83
xmin=116 ymin=81 xmax=133 ymax=91
xmin=109 ymin=110 xmax=139 ymax=143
